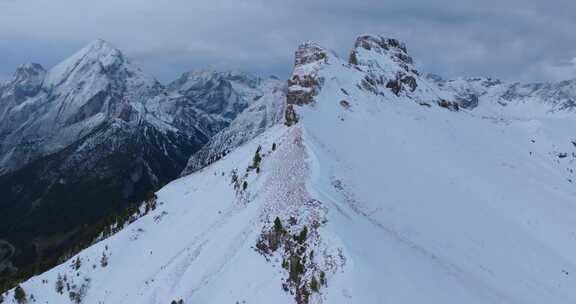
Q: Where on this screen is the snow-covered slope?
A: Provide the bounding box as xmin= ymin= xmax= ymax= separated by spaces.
xmin=6 ymin=34 xmax=576 ymax=304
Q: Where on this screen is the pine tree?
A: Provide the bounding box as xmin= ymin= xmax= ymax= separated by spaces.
xmin=72 ymin=257 xmax=81 ymax=271
xmin=242 ymin=181 xmax=248 ymax=191
xmin=274 ymin=217 xmax=284 ymax=234
xmin=13 ymin=285 xmax=26 ymax=304
xmin=310 ymin=275 xmax=319 ymax=292
xmin=252 ymin=146 xmax=262 ymax=170
xmin=100 ymin=252 xmax=109 ymax=268
xmin=272 ymin=143 xmax=277 ymax=151
xmin=296 ymin=226 xmax=308 ymax=244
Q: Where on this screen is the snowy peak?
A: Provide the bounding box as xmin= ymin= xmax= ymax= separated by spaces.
xmin=46 ymin=39 xmax=157 ymax=90
xmin=349 ymin=34 xmax=424 ymax=98
xmin=59 ymin=39 xmax=126 ymax=71
xmin=350 ymin=34 xmax=413 ymax=69
xmin=286 ymin=42 xmax=331 ymax=106
xmin=0 ymin=39 xmax=185 ymax=173
xmin=43 ymin=39 xmax=163 ymax=126
xmin=293 ymin=42 xmax=330 ymax=67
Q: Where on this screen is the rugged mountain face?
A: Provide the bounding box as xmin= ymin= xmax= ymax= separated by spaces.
xmin=7 ymin=33 xmax=576 ymax=304
xmin=181 ymin=78 xmax=286 ymax=175
xmin=0 ymin=40 xmax=242 ymax=287
xmin=168 ymin=69 xmax=276 ymax=125
xmin=287 ymin=35 xmax=455 ymax=113
xmin=0 ymin=40 xmax=211 ymax=174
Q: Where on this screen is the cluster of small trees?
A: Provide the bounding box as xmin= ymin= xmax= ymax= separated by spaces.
xmin=256 ymin=217 xmax=326 ymax=304
xmin=55 ymin=274 xmax=65 ymax=294
xmin=100 ymin=251 xmax=109 ymax=268
xmin=68 ymin=277 xmax=90 ymax=304
xmin=55 ymin=272 xmax=89 ymax=303
xmin=72 ymin=257 xmax=81 ymax=271
xmin=250 ymin=146 xmax=262 ymax=173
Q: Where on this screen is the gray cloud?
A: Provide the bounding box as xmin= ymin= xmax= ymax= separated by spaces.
xmin=0 ymin=0 xmax=574 ymax=83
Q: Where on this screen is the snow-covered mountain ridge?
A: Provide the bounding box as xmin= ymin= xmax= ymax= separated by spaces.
xmin=430 ymin=74 xmax=576 ymax=118
xmin=4 ymin=34 xmax=576 ymax=304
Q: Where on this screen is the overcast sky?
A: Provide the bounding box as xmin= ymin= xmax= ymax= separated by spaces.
xmin=0 ymin=0 xmax=575 ymax=83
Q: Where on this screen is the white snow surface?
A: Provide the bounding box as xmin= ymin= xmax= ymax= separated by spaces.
xmin=6 ymin=36 xmax=576 ymax=304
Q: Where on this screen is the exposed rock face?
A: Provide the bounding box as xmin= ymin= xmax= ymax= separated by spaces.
xmin=351 ymin=35 xmax=415 ymax=73
xmin=350 ymin=35 xmax=422 ymax=98
xmin=284 ymin=104 xmax=298 ymax=126
xmin=437 ymin=99 xmax=460 ymax=111
xmin=286 ymin=42 xmax=328 ymax=106
xmin=294 ymin=42 xmax=328 ymax=66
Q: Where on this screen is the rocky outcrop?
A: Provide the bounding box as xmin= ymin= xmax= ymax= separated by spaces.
xmin=351 ymin=35 xmax=416 ymax=73
xmin=293 ymin=42 xmax=328 ymax=67
xmin=285 ymin=104 xmax=298 ymax=126
xmin=284 ymin=43 xmax=330 ymax=128
xmin=286 ymin=42 xmax=328 ymax=106
xmin=438 ymin=99 xmax=460 ymax=111
xmin=349 ymin=35 xmax=421 ymax=97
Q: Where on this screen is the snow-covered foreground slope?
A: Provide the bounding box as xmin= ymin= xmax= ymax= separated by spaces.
xmin=6 ymin=35 xmax=576 ymax=304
